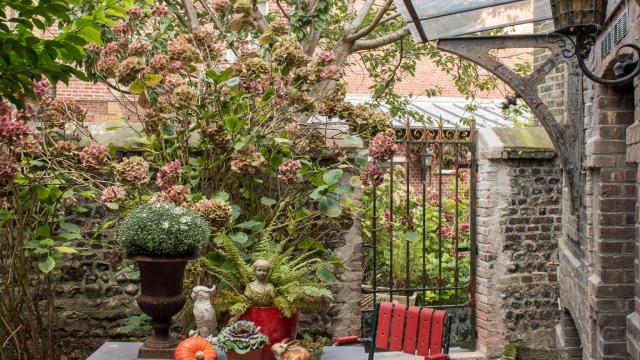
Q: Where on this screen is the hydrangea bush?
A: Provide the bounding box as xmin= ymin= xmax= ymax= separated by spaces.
xmin=118 ymin=202 xmax=210 ymax=257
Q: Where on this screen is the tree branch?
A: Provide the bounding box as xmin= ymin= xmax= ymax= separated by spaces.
xmin=347 ymin=0 xmax=393 ymax=41
xmin=180 ymin=0 xmax=200 ymax=30
xmin=348 ymin=0 xmax=376 ymax=31
xmin=164 ymin=0 xmax=190 ymax=30
xmin=352 ymin=28 xmax=410 ymax=51
xmin=198 ymin=0 xmax=238 ymax=57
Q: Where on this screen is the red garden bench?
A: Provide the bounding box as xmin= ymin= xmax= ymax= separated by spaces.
xmin=334 ymin=302 xmax=452 ymax=360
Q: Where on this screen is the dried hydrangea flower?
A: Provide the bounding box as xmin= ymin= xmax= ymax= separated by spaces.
xmin=153 ymin=185 xmax=191 ymax=206
xmin=191 ymin=198 xmax=232 ymax=232
xmin=111 ymin=23 xmax=132 ymax=36
xmin=319 ymin=65 xmax=342 ymax=80
xmin=50 ymin=140 xmax=78 ymax=158
xmin=84 ymin=43 xmax=102 ymax=54
xmin=33 ymin=78 xmax=50 ymax=98
xmin=0 ymin=116 xmax=31 ymax=145
xmin=128 ymin=39 xmax=152 ymax=55
xmin=163 ymin=73 xmax=185 ymax=91
xmin=337 ymin=206 xmax=354 ymax=230
xmin=270 ymin=34 xmax=308 ymax=68
xmin=0 ymin=154 xmax=19 ymax=186
xmin=117 ymin=56 xmax=145 ymax=86
xmin=96 ymin=55 xmax=119 ymax=77
xmin=80 ymin=144 xmax=109 ymax=171
xmin=151 ymin=4 xmax=170 ymax=17
xmin=17 ymin=135 xmax=41 ymax=155
xmin=295 ymin=129 xmax=325 ymax=154
xmin=115 ymin=156 xmax=150 ymax=185
xmin=200 ymin=122 xmax=231 ymax=152
xmin=278 ymin=159 xmax=301 ymax=184
xmin=104 ymin=39 xmax=129 ymax=55
xmin=156 ymin=160 xmax=181 ymax=191
xmin=167 ymin=34 xmax=202 ymax=64
xmin=211 ymin=0 xmax=231 ymax=12
xmin=100 ymin=185 xmax=127 ymax=206
xmin=172 ymin=84 xmax=197 ymax=108
xmin=149 ymin=54 xmax=170 ymax=73
xmin=368 ymin=129 xmax=397 ymax=161
xmin=286 ymin=122 xmax=299 ymax=139
xmin=360 ymin=163 xmax=384 ymax=187
xmin=126 ymin=5 xmax=145 ymax=20
xmin=41 ymin=98 xmax=86 ymax=128
xmin=230 ymin=145 xmax=267 ymax=175
xmin=141 ymin=110 xmax=164 ymax=135
xmin=192 ymin=26 xmax=224 ymax=58
xmin=316 ymin=51 xmax=335 ymax=64
xmin=61 ymin=196 xmax=78 ymax=208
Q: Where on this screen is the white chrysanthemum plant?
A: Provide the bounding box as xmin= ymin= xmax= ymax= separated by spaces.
xmin=118 ymin=201 xmax=210 ymax=258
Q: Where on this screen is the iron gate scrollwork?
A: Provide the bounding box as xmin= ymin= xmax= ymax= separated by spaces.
xmin=361 ymin=119 xmax=477 ymax=348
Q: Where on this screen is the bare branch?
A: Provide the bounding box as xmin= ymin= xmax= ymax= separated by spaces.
xmin=253 ymin=7 xmax=268 ymax=33
xmin=352 ymin=28 xmax=410 ymax=51
xmin=198 ymin=0 xmax=238 ymax=57
xmin=163 ymin=0 xmax=190 ymax=29
xmin=347 ymin=0 xmax=393 ymax=41
xmin=348 ymin=0 xmax=376 ymax=31
xmin=180 ymin=0 xmax=201 ymax=30
xmin=274 ymin=0 xmax=294 ymax=26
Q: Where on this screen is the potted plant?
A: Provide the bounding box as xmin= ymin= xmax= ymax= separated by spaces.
xmin=204 ymin=233 xmax=336 ymax=360
xmin=217 ymin=320 xmax=269 ymax=360
xmin=118 ymin=201 xmax=210 ymax=358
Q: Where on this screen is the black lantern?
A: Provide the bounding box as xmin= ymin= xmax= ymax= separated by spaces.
xmin=549 ymin=0 xmax=640 ymax=85
xmin=550 ymin=0 xmax=606 ymax=35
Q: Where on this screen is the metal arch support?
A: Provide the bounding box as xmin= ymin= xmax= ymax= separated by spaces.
xmin=437 ymin=34 xmax=583 ymax=212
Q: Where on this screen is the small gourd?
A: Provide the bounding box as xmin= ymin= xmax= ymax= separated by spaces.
xmin=175 ymin=336 xmax=217 ymax=360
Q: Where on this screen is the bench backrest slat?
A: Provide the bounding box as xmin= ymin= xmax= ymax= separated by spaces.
xmin=402 ymin=306 xmax=420 ymax=354
xmin=429 ymin=309 xmax=446 ymax=356
xmin=374 ymin=302 xmax=394 ymax=349
xmin=416 ymin=307 xmax=434 ymax=356
xmin=388 ymin=304 xmax=407 ymax=351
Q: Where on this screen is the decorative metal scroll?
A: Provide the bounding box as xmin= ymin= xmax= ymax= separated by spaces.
xmin=437 ymin=34 xmax=583 ymax=211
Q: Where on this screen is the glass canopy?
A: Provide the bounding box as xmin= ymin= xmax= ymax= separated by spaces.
xmin=394 ymin=0 xmax=553 ymax=41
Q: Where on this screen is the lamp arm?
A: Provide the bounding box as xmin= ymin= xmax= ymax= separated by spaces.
xmin=574 ymin=36 xmax=640 ymax=85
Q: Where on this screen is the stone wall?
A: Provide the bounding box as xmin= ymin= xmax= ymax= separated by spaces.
xmin=475 ymin=127 xmax=562 ymax=357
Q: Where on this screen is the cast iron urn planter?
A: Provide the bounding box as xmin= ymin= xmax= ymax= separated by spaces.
xmin=131 ymin=256 xmax=191 ymax=359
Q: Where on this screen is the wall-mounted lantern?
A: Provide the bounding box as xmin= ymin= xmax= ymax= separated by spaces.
xmin=549 ymin=0 xmax=640 ymax=85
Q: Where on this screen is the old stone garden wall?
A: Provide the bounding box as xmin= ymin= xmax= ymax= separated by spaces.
xmin=475 ymin=128 xmax=562 ymax=357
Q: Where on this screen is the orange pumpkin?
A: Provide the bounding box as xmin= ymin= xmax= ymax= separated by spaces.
xmin=175 ymin=336 xmax=217 ymax=360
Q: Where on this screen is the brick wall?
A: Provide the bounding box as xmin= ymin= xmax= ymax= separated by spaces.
xmin=475 ymin=128 xmax=561 ymax=357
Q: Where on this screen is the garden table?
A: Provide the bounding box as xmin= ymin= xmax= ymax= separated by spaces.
xmin=87 ymin=342 xmax=483 ymax=360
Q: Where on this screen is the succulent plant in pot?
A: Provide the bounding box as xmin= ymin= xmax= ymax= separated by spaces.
xmin=217 ymin=321 xmax=269 ymax=360
xmin=118 ymin=201 xmax=210 ymax=358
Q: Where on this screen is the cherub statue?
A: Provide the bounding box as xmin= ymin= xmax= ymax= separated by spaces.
xmin=189 ymin=285 xmax=217 ymax=342
xmin=244 ymin=259 xmax=276 ymax=306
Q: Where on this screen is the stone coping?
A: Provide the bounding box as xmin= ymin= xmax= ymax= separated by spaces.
xmin=478 ymin=127 xmax=556 ymax=160
xmin=87 ymin=342 xmax=485 ymax=360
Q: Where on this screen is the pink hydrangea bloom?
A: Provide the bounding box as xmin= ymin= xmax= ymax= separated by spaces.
xmin=80 ymin=144 xmax=109 ymax=171
xmin=153 ymin=185 xmax=191 ymax=206
xmin=360 ymin=163 xmax=384 ymax=187
xmin=368 ymin=130 xmax=397 ymax=161
xmin=278 ymin=159 xmax=302 ymax=184
xmin=84 ymin=43 xmax=102 ymax=54
xmin=100 ymin=186 xmax=127 ymax=206
xmin=316 ymin=51 xmax=335 ymax=64
xmin=0 ymin=154 xmax=19 ymax=186
xmin=156 ymin=160 xmax=181 ymax=191
xmin=33 ymin=78 xmax=50 ymax=98
xmin=0 ymin=116 xmax=31 ymax=145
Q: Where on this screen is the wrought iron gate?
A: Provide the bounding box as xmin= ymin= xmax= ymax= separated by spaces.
xmin=361 ymin=119 xmax=477 ymax=347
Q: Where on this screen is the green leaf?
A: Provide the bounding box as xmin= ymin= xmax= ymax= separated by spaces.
xmin=260 ymin=197 xmax=277 ymax=207
xmin=35 ymin=185 xmax=50 ymax=201
xmin=106 ymin=202 xmax=119 ymax=210
xmin=77 ymin=25 xmax=102 ymax=45
xmin=144 ymin=73 xmax=163 ymax=86
xmin=323 ymin=169 xmax=343 ymax=185
xmin=38 ymin=256 xmax=56 ymax=273
xmin=130 ymin=79 xmax=145 ymax=95
xmin=55 ymin=246 xmax=78 ymax=254
xmin=226 ymin=77 xmax=240 ymax=87
xmin=59 ymin=222 xmax=81 ymax=234
xmin=318 ymin=196 xmax=341 ymax=217
xmin=229 ymin=232 xmax=248 ymax=244
xmin=316 ymin=266 xmax=337 ymax=283
xmin=355 ymin=156 xmax=368 ymax=166
xmin=213 ymin=191 xmax=229 ymax=201
xmin=236 ymin=220 xmax=264 ymax=230
xmin=39 ymin=238 xmax=55 ymax=247
xmin=335 ymin=184 xmax=354 ymax=195
xmin=127 ymin=136 xmax=150 ymax=145
xmin=34 ymin=225 xmax=51 ymax=238
xmin=61 ymin=188 xmax=74 ymax=199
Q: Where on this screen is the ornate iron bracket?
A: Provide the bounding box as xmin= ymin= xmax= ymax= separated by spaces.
xmin=437 ymin=34 xmax=583 ymax=212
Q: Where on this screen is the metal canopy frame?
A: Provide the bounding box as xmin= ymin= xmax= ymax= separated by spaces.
xmin=435 ymin=34 xmax=583 ymax=210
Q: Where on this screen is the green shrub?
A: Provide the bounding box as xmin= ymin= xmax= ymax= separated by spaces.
xmin=118 ymin=201 xmax=210 ymax=257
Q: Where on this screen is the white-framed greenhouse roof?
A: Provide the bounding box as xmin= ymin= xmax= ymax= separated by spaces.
xmin=394 ymin=0 xmax=552 ymax=41
xmin=344 ymin=95 xmax=525 ymax=128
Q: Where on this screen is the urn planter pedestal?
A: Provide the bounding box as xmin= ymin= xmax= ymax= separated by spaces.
xmin=225 ymin=348 xmax=262 ymax=360
xmin=131 ymin=256 xmax=191 ymax=359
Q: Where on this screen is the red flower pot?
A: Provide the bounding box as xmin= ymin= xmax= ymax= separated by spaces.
xmin=240 ymin=306 xmax=298 ymax=360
